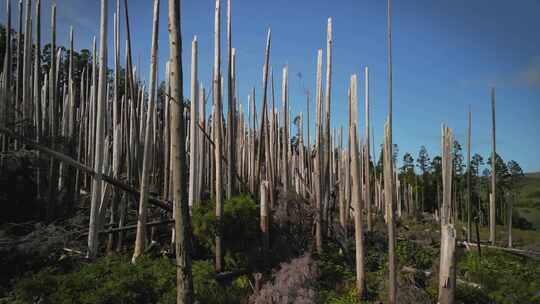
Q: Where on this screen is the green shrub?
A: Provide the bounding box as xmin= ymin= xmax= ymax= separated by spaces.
xmin=10 ymin=256 xmax=249 ymax=304
xmin=192 ymin=195 xmax=260 ymax=268
xmin=396 ymin=239 xmax=437 ymax=270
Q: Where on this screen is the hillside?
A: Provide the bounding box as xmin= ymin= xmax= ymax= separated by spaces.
xmin=516 ymin=172 xmax=540 ymax=230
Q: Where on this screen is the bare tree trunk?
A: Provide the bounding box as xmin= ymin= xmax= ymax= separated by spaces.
xmin=364 ymin=67 xmax=372 ymax=231
xmin=467 ymin=106 xmax=472 ymax=242
xmin=384 ymin=121 xmax=396 ymax=303
xmin=490 ymin=88 xmax=496 ymax=246
xmin=3 ymin=0 xmax=12 ymax=156
xmin=87 ymin=0 xmax=108 ymax=259
xmin=315 ymin=49 xmax=323 ymax=254
xmin=34 ymin=0 xmax=42 ymax=198
xmin=350 ymin=124 xmax=366 ymax=299
xmin=226 ymin=0 xmax=235 ymax=200
xmin=168 ymin=0 xmax=194 ymax=302
xmin=323 ymin=18 xmax=333 ymax=236
xmin=508 ymin=192 xmax=513 ymax=248
xmin=385 ymin=0 xmax=396 ymax=301
xmin=213 ymin=0 xmax=225 ymax=273
xmin=439 ymin=125 xmax=456 ymax=304
xmin=188 ymin=36 xmax=198 ymax=208
xmin=281 ymin=66 xmax=289 ymax=193
xmin=133 ymin=0 xmax=160 ymax=263
xmin=260 ymin=180 xmax=269 ymax=266
xmin=47 ymin=3 xmax=58 ymax=220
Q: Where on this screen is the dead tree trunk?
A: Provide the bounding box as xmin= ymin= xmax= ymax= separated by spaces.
xmin=188 ymin=36 xmax=198 ymax=208
xmin=133 ymin=0 xmax=160 ymax=264
xmin=364 ymin=67 xmax=372 ymax=231
xmin=490 ymin=87 xmax=496 ymax=246
xmin=168 ymin=0 xmax=194 ymax=302
xmin=226 ymin=0 xmax=235 ymax=199
xmin=87 ymin=0 xmax=107 ymax=259
xmin=350 ymin=124 xmax=366 ymax=299
xmin=439 ymin=125 xmax=456 ymax=304
xmin=385 ymin=0 xmax=396 ymax=301
xmin=315 ymin=48 xmax=323 ymax=254
xmin=213 ymin=0 xmax=224 ymax=273
xmin=467 ymin=106 xmax=472 ymax=242
xmin=260 ymin=180 xmax=269 ymax=267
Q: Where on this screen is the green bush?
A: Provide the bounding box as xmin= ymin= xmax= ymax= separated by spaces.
xmin=12 ymin=255 xmax=175 ymax=304
xmin=396 ymin=239 xmax=437 ymax=270
xmin=192 ymin=195 xmax=260 ymax=268
xmin=10 ymin=256 xmax=250 ymax=304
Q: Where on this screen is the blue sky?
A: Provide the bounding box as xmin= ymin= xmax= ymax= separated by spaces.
xmin=2 ymin=0 xmax=539 ymax=172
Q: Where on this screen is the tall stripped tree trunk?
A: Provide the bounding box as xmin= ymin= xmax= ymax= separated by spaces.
xmin=3 ymin=0 xmax=12 ymax=157
xmin=226 ymin=0 xmax=235 ymax=199
xmin=323 ymin=18 xmax=332 ymax=235
xmin=14 ymin=0 xmax=22 ymax=149
xmin=281 ymin=66 xmax=289 ymax=193
xmin=213 ymin=0 xmax=224 ymax=273
xmin=21 ymin=0 xmax=31 ymax=137
xmin=508 ymin=192 xmax=513 ymax=248
xmin=490 ymin=87 xmax=496 ymax=246
xmin=315 ymin=49 xmax=323 ymax=254
xmin=188 ymin=36 xmax=198 ymax=208
xmin=34 ymin=0 xmax=42 ymax=197
xmin=467 ymin=106 xmax=472 ymax=242
xmin=47 ymin=3 xmax=58 ymax=219
xmin=364 ymin=67 xmax=372 ymax=231
xmin=385 ymin=0 xmax=396 ymax=301
xmin=439 ymin=125 xmax=456 ymax=304
xmin=197 ymin=85 xmax=206 ymax=202
xmin=87 ymin=0 xmax=108 ymax=259
xmin=168 ymin=0 xmax=194 ymax=302
xmin=260 ymin=180 xmax=269 ymax=266
xmin=133 ymin=0 xmax=160 ymax=263
xmin=108 ymin=0 xmax=121 ymax=254
xmin=383 ymin=121 xmax=396 ymax=303
xmin=350 ymin=124 xmax=366 ymax=299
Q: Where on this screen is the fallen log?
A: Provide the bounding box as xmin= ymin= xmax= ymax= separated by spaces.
xmin=460 ymin=241 xmax=540 ymax=259
xmin=0 ymin=127 xmax=172 ymax=212
xmin=402 ymin=265 xmax=432 ymax=277
xmin=79 ymin=219 xmax=175 ymax=238
xmin=215 ymin=269 xmax=250 ymax=284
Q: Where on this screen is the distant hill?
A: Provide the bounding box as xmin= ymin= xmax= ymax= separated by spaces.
xmin=517 ymin=172 xmax=540 ymax=230
xmin=524 ymin=172 xmax=540 ymax=179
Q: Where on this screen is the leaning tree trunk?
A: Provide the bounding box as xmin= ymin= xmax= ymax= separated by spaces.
xmin=132 ymin=0 xmax=160 ymax=264
xmin=439 ymin=125 xmax=456 ymax=304
xmin=168 ymin=0 xmax=194 ymax=302
xmin=87 ymin=0 xmax=108 ymax=259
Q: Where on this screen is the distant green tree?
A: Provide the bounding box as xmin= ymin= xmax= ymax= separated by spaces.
xmin=416 ymin=146 xmax=431 ymax=211
xmin=430 ymin=155 xmax=442 ymax=210
xmin=400 ymin=152 xmax=415 ymax=185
